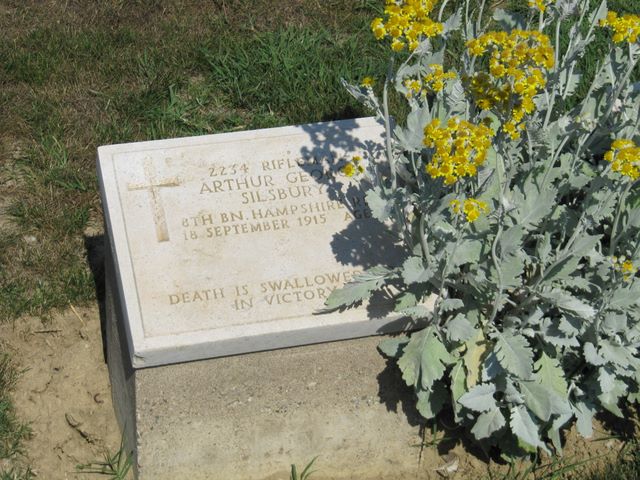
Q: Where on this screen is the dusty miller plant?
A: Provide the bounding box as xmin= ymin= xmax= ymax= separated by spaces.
xmin=326 ymin=0 xmax=640 ymax=456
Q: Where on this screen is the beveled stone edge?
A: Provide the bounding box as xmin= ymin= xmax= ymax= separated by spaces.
xmin=97 ymin=116 xmax=423 ymax=369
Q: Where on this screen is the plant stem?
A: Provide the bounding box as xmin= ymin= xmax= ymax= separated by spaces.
xmin=543 ymin=19 xmax=562 ymax=129
xmin=383 ymin=59 xmax=396 ymax=191
xmin=609 ymin=180 xmax=633 ymax=257
xmin=438 ymin=0 xmax=450 ymax=22
xmin=419 ymin=211 xmax=430 ymax=260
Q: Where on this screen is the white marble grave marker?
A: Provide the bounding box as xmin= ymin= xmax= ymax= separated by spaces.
xmin=98 ymin=117 xmax=428 ymax=480
xmin=98 ymin=117 xmax=408 ymax=369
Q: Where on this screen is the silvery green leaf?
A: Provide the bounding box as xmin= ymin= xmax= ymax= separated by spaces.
xmin=599 ymin=365 xmax=617 ymax=391
xmin=584 ymin=342 xmax=606 ymax=366
xmin=603 ymin=312 xmax=627 ymax=333
xmin=542 ymin=256 xmax=581 ymax=285
xmin=412 ymin=38 xmax=433 ymax=56
xmin=493 ymin=8 xmax=525 ymax=31
xmin=549 ymin=413 xmax=573 ymax=454
xmin=572 ymin=234 xmax=602 ymax=257
xmin=471 ymin=409 xmax=506 ymax=440
xmin=503 ymin=377 xmax=524 ymax=404
xmin=524 ymin=308 xmax=544 ymax=326
xmin=536 ymin=233 xmax=552 ymax=263
xmin=557 ymin=315 xmax=581 ymax=337
xmin=450 ymin=238 xmax=484 ymax=268
xmin=323 ymin=266 xmax=391 ymax=310
xmin=446 ymin=314 xmax=476 ymax=342
xmin=586 ymin=181 xmax=618 ymax=222
xmin=574 ymin=401 xmax=596 ymax=438
xmin=458 ymin=383 xmax=498 ymax=412
xmin=580 ymin=96 xmax=598 ymax=120
xmin=599 ymin=339 xmax=639 ymax=371
xmin=562 ymin=276 xmax=592 ymax=291
xmin=494 ymin=333 xmax=533 ymax=380
xmin=482 ymin=351 xmax=504 ymax=382
xmin=400 ymin=305 xmax=433 ymax=320
xmin=542 ymin=289 xmax=596 ymax=319
xmin=378 ymin=336 xmax=409 ymax=358
xmin=464 ymin=330 xmax=489 ymax=388
xmin=518 ymin=381 xmax=553 ymax=421
xmin=395 ymin=112 xmax=429 ymax=152
xmin=402 ymin=256 xmax=435 ymax=285
xmin=398 ymin=327 xmax=453 ymax=389
xmin=395 ymin=62 xmax=423 ymax=85
xmin=556 ymin=0 xmax=580 ymax=19
xmin=442 ymin=8 xmax=462 ymax=35
xmin=432 ymin=219 xmax=457 ymax=238
xmin=554 ymin=115 xmax=573 ymax=135
xmin=627 ymin=207 xmax=640 ymax=229
xmin=395 ymin=291 xmax=418 ymax=311
xmin=365 ymin=187 xmax=393 ymax=222
xmin=540 ymin=318 xmax=581 ymax=348
xmin=419 ymin=330 xmax=455 ymax=390
xmin=416 ymin=382 xmax=447 ymax=419
xmin=397 ymin=329 xmax=426 ymax=387
xmin=558 ymin=69 xmax=581 ymax=98
xmin=517 ymin=184 xmax=556 ymax=229
xmin=491 ymin=254 xmax=525 ymax=288
xmin=597 ymin=371 xmax=627 ymax=417
xmin=450 ymin=360 xmax=466 ymax=422
xmin=510 ymin=405 xmax=544 ymax=449
xmin=535 ymin=352 xmax=569 ymax=398
xmin=444 ymin=78 xmax=466 ymax=116
xmin=341 ymin=78 xmax=380 ymax=111
xmin=589 ymin=0 xmax=608 ymax=28
xmin=500 ymin=225 xmax=524 ymax=257
xmin=440 ymin=298 xmax=464 ymax=313
xmin=609 ymin=287 xmax=640 ymax=310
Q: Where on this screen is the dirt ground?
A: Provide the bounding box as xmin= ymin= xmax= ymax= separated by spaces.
xmin=0 ymin=306 xmax=122 ymax=479
xmin=0 ymin=301 xmax=633 ymax=480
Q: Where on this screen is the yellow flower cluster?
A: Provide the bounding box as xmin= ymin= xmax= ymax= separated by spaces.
xmin=466 ymin=30 xmax=554 ymax=140
xmin=341 ymin=155 xmax=365 ymax=177
xmin=423 ymin=117 xmax=494 ymax=185
xmin=599 ymin=11 xmax=640 ymax=44
xmin=371 ymin=0 xmax=443 ymax=52
xmin=604 ymin=139 xmax=640 ymax=180
xmin=528 ymin=0 xmax=554 ymax=13
xmin=450 ymin=198 xmax=489 ymax=222
xmin=612 ymin=257 xmax=637 ymax=281
xmin=361 ymin=76 xmax=375 ymax=88
xmin=403 ymin=64 xmax=456 ymax=97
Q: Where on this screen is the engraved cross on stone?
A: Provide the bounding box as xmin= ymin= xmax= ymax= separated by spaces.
xmin=127 ymin=158 xmax=180 ymax=242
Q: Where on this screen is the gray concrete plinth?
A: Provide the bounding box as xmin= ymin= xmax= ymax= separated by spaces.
xmin=106 ymin=259 xmax=428 ymax=480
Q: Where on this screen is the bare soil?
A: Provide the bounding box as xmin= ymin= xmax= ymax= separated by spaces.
xmin=0 ymin=307 xmax=121 ymax=479
xmin=0 ymin=302 xmax=631 ymax=480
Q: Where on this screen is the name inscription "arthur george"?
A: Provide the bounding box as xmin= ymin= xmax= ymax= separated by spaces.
xmin=176 ymin=153 xmax=371 ymax=242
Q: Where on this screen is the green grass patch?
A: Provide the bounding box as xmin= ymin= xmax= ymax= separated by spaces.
xmin=0 ymin=0 xmax=384 ymax=319
xmin=584 ymin=441 xmax=640 ymax=480
xmin=0 ymin=354 xmax=31 ymax=478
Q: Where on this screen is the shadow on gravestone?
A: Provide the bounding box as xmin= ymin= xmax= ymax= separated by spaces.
xmin=296 ymin=118 xmax=406 ymax=269
xmin=297 ymin=118 xmax=426 ymax=424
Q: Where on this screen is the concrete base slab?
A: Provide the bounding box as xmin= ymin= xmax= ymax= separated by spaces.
xmin=107 ymin=254 xmax=429 ymax=479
